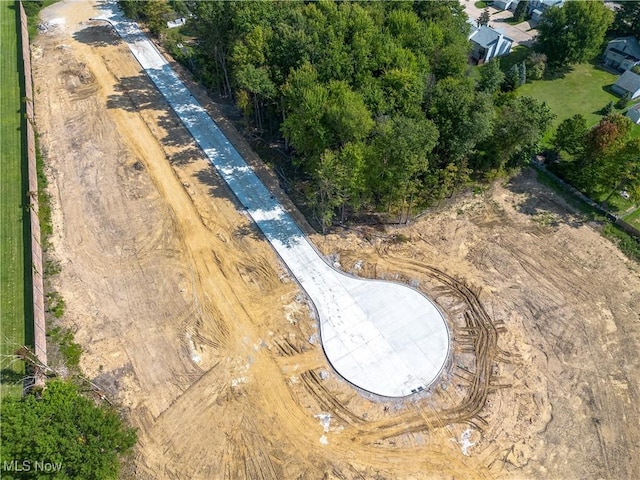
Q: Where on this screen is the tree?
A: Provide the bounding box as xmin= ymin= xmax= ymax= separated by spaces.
xmin=311 ymin=149 xmax=345 ymax=232
xmin=601 ymin=136 xmax=640 ymax=204
xmin=477 ymin=59 xmax=505 ymax=94
xmin=576 ymin=113 xmax=633 ymax=192
xmin=142 ymin=0 xmax=172 ymax=37
xmin=477 ymin=96 xmax=555 ymax=172
xmin=513 ymin=0 xmax=529 ymax=23
xmin=610 ymin=1 xmax=640 ymax=37
xmin=477 ymin=7 xmax=490 ymax=27
xmin=525 ymin=52 xmax=547 ymax=80
xmin=503 ymin=62 xmax=525 ymax=91
xmin=370 ymin=115 xmax=438 ymax=220
xmin=118 ymin=0 xmax=145 ymax=19
xmin=0 ymin=380 xmax=136 ymax=479
xmin=428 ymin=77 xmax=495 ymax=169
xmin=552 ymin=114 xmax=588 ymax=157
xmin=281 ymin=65 xmax=330 ymax=165
xmin=602 ymin=100 xmax=615 ymax=115
xmin=616 ymin=92 xmax=631 ymax=109
xmin=537 ymin=1 xmax=613 ymax=66
xmin=235 ymin=64 xmax=276 ymax=131
xmin=518 ymin=61 xmax=527 ymax=85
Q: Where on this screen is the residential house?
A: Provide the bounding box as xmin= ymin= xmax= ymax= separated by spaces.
xmin=166 ymin=17 xmax=186 ymax=29
xmin=493 ymin=0 xmax=518 ymax=11
xmin=612 ymin=70 xmax=640 ymax=100
xmin=602 ymin=37 xmax=640 ymax=73
xmin=528 ymin=0 xmax=564 ymax=22
xmin=469 ymin=25 xmax=514 ymax=64
xmin=627 ymin=103 xmax=640 ymax=124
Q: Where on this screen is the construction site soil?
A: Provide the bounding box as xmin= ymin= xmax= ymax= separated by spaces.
xmin=33 ymin=2 xmax=640 ymax=479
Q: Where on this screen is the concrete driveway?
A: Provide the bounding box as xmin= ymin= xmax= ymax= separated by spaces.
xmin=462 ymin=0 xmax=537 ymax=47
xmin=94 ymin=2 xmax=451 ymax=398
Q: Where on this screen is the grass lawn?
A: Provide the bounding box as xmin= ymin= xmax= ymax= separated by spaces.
xmin=593 ymin=188 xmax=637 ymax=215
xmin=1 ymin=1 xmax=28 ymax=397
xmin=622 ymin=207 xmax=640 ymax=228
xmin=518 ymin=62 xmax=620 ymax=132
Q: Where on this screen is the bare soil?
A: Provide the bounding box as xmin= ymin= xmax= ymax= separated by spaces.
xmin=33 ymin=2 xmax=640 ymax=479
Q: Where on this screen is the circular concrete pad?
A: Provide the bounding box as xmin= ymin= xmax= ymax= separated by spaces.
xmin=274 ymin=237 xmax=450 ymax=398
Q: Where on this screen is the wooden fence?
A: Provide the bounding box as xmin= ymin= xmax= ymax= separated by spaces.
xmin=19 ymin=1 xmax=47 ymax=381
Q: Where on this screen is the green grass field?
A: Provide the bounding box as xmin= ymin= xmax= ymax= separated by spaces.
xmin=519 ymin=62 xmax=620 ymax=130
xmin=500 ymin=51 xmax=640 ymax=144
xmin=1 ymin=1 xmax=27 ymax=397
xmin=622 ymin=207 xmax=640 ymax=228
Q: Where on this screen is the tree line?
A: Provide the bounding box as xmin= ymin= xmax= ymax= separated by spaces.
xmin=119 ymin=0 xmax=555 ymax=230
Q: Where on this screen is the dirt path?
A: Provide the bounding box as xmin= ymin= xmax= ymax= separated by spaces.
xmin=33 ymin=2 xmax=640 ymax=479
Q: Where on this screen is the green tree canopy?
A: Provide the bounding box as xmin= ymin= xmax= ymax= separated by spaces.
xmin=477 ymin=59 xmax=505 ymax=94
xmin=477 ymin=96 xmax=555 ymax=172
xmin=537 ymin=0 xmax=613 ymax=66
xmin=573 ymin=113 xmax=634 ymax=193
xmin=0 ymin=380 xmax=136 ymax=480
xmin=610 ymin=1 xmax=640 ymax=37
xmin=553 ymin=113 xmax=588 ymax=157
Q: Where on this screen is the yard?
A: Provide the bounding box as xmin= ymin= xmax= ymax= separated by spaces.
xmin=0 ymin=2 xmax=27 ymax=396
xmin=499 ymin=48 xmax=640 ymax=144
xmin=518 ymin=61 xmax=621 ymax=130
xmin=622 ymin=207 xmax=640 ymax=228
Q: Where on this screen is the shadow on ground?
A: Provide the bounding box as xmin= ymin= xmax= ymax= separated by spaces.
xmin=506 ymin=169 xmax=587 ymax=228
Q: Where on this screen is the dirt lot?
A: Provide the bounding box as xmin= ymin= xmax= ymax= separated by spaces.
xmin=33 ymin=2 xmax=640 ymax=479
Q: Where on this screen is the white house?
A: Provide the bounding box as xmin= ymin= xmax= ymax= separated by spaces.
xmin=528 ymin=0 xmax=564 ymax=22
xmin=493 ymin=0 xmax=519 ymax=11
xmin=468 ymin=25 xmax=514 ymax=64
xmin=603 ymin=37 xmax=640 ymax=73
xmin=612 ymin=70 xmax=640 ymax=100
xmin=627 ymin=103 xmax=640 ymax=124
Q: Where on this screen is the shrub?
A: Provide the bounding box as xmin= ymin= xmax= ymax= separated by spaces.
xmin=616 ymin=92 xmax=631 ymax=109
xmin=0 ymin=380 xmax=136 ymax=479
xmin=525 ymin=52 xmax=547 ymax=80
xmin=602 ymin=101 xmax=615 ymax=115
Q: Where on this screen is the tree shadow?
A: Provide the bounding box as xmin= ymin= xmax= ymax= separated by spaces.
xmin=91 ymin=364 xmax=133 ymax=399
xmin=72 ymin=24 xmax=121 ymax=47
xmin=106 ymin=74 xmax=200 ymax=154
xmin=506 ymin=169 xmax=587 ymax=228
xmin=194 ymin=165 xmax=242 ymax=207
xmin=233 ymin=223 xmax=263 ymax=242
xmin=0 ymin=368 xmax=25 ymax=386
xmin=543 ymin=64 xmax=574 ymax=80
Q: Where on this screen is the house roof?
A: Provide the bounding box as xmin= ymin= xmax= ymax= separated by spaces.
xmin=614 ymin=70 xmax=640 ymax=93
xmin=606 ymin=37 xmax=640 ymax=61
xmin=469 ymin=25 xmax=513 ymax=48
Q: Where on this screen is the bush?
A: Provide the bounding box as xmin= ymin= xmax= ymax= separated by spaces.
xmin=525 ymin=52 xmax=547 ymax=80
xmin=616 ymin=92 xmax=631 ymax=109
xmin=0 ymin=380 xmax=136 ymax=479
xmin=602 ymin=101 xmax=615 ymax=115
xmin=45 ymin=291 xmax=65 ymax=318
xmin=603 ymin=223 xmax=640 ymax=262
xmin=47 ymin=326 xmax=82 ymax=368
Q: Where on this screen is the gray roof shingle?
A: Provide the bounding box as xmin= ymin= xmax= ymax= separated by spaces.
xmin=614 ymin=70 xmax=640 ymax=93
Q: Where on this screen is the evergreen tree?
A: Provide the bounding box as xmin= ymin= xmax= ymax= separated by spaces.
xmin=477 ymin=7 xmax=491 ymax=27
